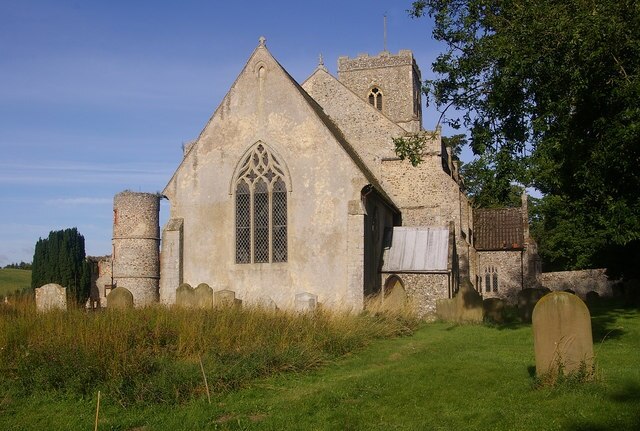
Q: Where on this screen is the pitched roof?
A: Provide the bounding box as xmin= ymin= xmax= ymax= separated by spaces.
xmin=473 ymin=208 xmax=524 ymax=251
xmin=163 ymin=40 xmax=399 ymax=213
xmin=381 ymin=227 xmax=450 ymax=273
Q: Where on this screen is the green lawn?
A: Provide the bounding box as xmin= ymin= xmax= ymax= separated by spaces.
xmin=0 ymin=268 xmax=31 ymax=296
xmin=1 ymin=300 xmax=638 ymax=430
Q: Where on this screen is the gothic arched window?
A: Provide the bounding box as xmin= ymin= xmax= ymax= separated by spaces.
xmin=368 ymin=87 xmax=383 ymax=111
xmin=234 ymin=143 xmax=288 ymax=264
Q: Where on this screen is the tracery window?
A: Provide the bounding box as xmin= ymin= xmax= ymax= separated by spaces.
xmin=484 ymin=266 xmax=498 ymax=292
xmin=235 ymin=143 xmax=288 ymax=264
xmin=368 ymin=87 xmax=383 ymax=111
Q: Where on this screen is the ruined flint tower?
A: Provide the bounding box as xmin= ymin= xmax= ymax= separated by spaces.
xmin=112 ymin=191 xmax=160 ymax=306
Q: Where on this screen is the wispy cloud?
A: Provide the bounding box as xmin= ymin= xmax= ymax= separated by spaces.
xmin=0 ymin=161 xmax=172 ymax=187
xmin=45 ymin=197 xmax=112 ymax=205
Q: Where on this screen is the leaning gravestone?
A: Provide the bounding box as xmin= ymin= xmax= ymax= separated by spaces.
xmin=295 ymin=292 xmax=318 ymax=312
xmin=518 ymin=287 xmax=551 ymax=323
xmin=483 ymin=298 xmax=505 ymax=323
xmin=194 ymin=283 xmax=213 ymax=308
xmin=107 ymin=287 xmax=134 ymax=310
xmin=435 ymin=278 xmax=482 ymax=323
xmin=176 ymin=283 xmax=195 ymax=308
xmin=532 ymin=292 xmax=593 ymax=380
xmin=35 ymin=283 xmax=67 ymax=312
xmin=215 ymin=289 xmax=240 ymax=307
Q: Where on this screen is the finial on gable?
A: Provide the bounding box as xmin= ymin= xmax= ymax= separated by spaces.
xmin=258 ymin=36 xmax=266 ymax=47
xmin=317 ymin=53 xmax=328 ymax=71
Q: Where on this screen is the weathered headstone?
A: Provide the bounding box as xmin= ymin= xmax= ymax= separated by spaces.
xmin=255 ymin=296 xmax=278 ymax=311
xmin=176 ymin=283 xmax=196 ymax=308
xmin=483 ymin=298 xmax=505 ymax=323
xmin=35 ymin=283 xmax=67 ymax=312
xmin=194 ymin=283 xmax=213 ymax=308
xmin=532 ymin=292 xmax=593 ymax=380
xmin=295 ymin=292 xmax=318 ymax=312
xmin=382 ymin=278 xmax=407 ymax=312
xmin=215 ymin=289 xmax=240 ymax=307
xmin=518 ymin=287 xmax=551 ymax=322
xmin=585 ymin=291 xmax=600 ymax=303
xmin=107 ymin=287 xmax=134 ymax=310
xmin=435 ymin=279 xmax=483 ymax=323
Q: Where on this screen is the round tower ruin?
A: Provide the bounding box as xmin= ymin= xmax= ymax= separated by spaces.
xmin=112 ymin=191 xmax=160 ymax=306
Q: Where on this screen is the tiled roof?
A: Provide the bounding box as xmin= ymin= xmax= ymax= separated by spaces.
xmin=381 ymin=227 xmax=450 ymax=273
xmin=473 ymin=208 xmax=524 ymax=251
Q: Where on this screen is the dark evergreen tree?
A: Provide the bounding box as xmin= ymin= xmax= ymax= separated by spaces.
xmin=31 ymin=228 xmax=91 ymax=305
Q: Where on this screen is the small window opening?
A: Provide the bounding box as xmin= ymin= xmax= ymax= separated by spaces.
xmin=368 ymin=87 xmax=383 ymax=111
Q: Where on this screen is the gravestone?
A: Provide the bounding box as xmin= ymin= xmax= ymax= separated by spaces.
xmin=35 ymin=283 xmax=67 ymax=311
xmin=585 ymin=291 xmax=600 ymax=303
xmin=435 ymin=279 xmax=482 ymax=323
xmin=255 ymin=296 xmax=278 ymax=311
xmin=215 ymin=289 xmax=240 ymax=307
xmin=295 ymin=292 xmax=318 ymax=312
xmin=518 ymin=287 xmax=551 ymax=322
xmin=107 ymin=287 xmax=134 ymax=310
xmin=176 ymin=283 xmax=196 ymax=308
xmin=532 ymin=292 xmax=593 ymax=379
xmin=194 ymin=283 xmax=213 ymax=308
xmin=382 ymin=278 xmax=407 ymax=312
xmin=483 ymin=298 xmax=505 ymax=323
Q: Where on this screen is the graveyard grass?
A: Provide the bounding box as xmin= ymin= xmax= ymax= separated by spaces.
xmin=1 ymin=300 xmax=639 ymax=430
xmin=0 ymin=268 xmax=31 ymax=297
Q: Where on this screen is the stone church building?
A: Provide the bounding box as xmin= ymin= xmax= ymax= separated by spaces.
xmin=96 ymin=38 xmax=539 ymax=317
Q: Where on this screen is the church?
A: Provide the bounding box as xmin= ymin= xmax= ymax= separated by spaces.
xmin=99 ymin=37 xmax=539 ymax=317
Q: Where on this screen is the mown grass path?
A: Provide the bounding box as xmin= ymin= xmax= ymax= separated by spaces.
xmin=2 ymin=303 xmax=639 ymax=430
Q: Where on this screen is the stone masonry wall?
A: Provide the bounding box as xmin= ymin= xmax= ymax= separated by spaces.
xmin=539 ymin=269 xmax=613 ymax=299
xmin=383 ymin=273 xmax=450 ymax=319
xmin=112 ymin=191 xmax=160 ymax=306
xmin=476 ymin=250 xmax=524 ymax=304
xmin=338 ymin=50 xmax=422 ymax=133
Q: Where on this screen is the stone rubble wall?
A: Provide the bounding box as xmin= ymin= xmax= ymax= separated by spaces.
xmin=538 ymin=269 xmax=613 ymax=299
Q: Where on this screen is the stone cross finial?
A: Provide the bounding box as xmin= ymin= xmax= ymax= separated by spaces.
xmin=259 ymin=36 xmax=266 ymax=46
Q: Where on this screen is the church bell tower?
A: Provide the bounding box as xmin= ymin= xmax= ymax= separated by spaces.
xmin=337 ymin=49 xmax=423 ymax=133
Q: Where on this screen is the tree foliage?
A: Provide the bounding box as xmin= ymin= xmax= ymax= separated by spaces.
xmin=411 ymin=0 xmax=640 ymax=274
xmin=31 ymin=228 xmax=91 ymax=304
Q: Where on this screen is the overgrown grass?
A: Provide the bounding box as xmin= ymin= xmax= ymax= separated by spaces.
xmin=0 ymin=268 xmax=31 ymax=297
xmin=0 ymin=298 xmax=417 ymax=406
xmin=1 ymin=299 xmax=638 ymax=430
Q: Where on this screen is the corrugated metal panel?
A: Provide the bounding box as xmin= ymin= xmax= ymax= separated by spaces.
xmin=381 ymin=227 xmax=449 ymax=273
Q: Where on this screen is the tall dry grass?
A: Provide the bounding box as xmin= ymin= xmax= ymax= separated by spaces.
xmin=0 ymin=297 xmax=417 ymax=405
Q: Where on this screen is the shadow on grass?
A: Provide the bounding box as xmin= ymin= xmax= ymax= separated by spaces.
xmin=588 ymin=299 xmax=637 ymax=342
xmin=566 ymin=381 xmax=640 ymax=431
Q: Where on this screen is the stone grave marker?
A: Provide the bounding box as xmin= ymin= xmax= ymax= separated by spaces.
xmin=382 ymin=278 xmax=407 ymax=312
xmin=194 ymin=283 xmax=214 ymax=308
xmin=107 ymin=287 xmax=134 ymax=310
xmin=35 ymin=283 xmax=67 ymax=312
xmin=295 ymin=292 xmax=318 ymax=312
xmin=586 ymin=291 xmax=600 ymax=303
xmin=215 ymin=289 xmax=240 ymax=307
xmin=435 ymin=278 xmax=482 ymax=323
xmin=483 ymin=298 xmax=505 ymax=323
xmin=532 ymin=292 xmax=594 ymax=380
xmin=518 ymin=287 xmax=550 ymax=322
xmin=176 ymin=283 xmax=196 ymax=308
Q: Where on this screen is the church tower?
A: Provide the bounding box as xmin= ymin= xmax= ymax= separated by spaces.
xmin=337 ymin=50 xmax=423 ymax=133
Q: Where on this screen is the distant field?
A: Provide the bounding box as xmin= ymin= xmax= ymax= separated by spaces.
xmin=0 ymin=268 xmax=31 ymax=296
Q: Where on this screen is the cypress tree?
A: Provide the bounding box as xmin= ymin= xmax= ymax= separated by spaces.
xmin=30 ymin=228 xmax=91 ymax=305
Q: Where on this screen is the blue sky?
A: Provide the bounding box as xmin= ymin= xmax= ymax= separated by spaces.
xmin=0 ymin=0 xmax=455 ymax=266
